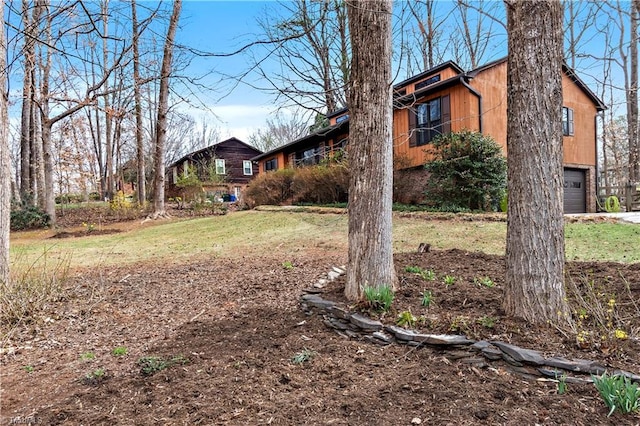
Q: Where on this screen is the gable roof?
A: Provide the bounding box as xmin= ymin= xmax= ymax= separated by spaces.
xmin=170 ymin=137 xmax=262 ymax=168
xmin=466 ymin=56 xmax=606 ymax=111
xmin=252 ymin=119 xmax=349 ymax=161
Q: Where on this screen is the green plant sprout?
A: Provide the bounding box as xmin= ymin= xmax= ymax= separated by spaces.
xmin=112 ymin=346 xmax=127 ymax=356
xmin=557 ymin=372 xmax=568 ymax=395
xmin=397 ymin=310 xmax=417 ymax=328
xmin=474 ymin=276 xmax=495 ymax=288
xmin=421 ymin=290 xmax=433 ymax=307
xmin=282 ymin=261 xmax=294 ymax=270
xmin=80 ymin=352 xmax=95 ymax=361
xmin=291 ymin=348 xmax=316 ymax=364
xmin=592 ymin=372 xmax=640 ymax=416
xmin=443 ymin=275 xmax=456 ymax=287
xmin=363 ymin=285 xmax=394 ymax=312
xmin=405 ymin=266 xmax=436 ymax=281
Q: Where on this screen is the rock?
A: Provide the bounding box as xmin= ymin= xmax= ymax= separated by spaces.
xmin=481 ymin=346 xmax=503 ymax=361
xmin=328 ymin=305 xmax=351 ymax=320
xmin=301 ymin=294 xmax=335 ymax=310
xmin=350 ymin=314 xmax=383 ymax=332
xmin=415 ymin=334 xmax=475 ymax=346
xmin=372 ymin=331 xmax=394 ymax=344
xmin=327 ymin=318 xmax=350 ymax=330
xmin=472 ymin=341 xmax=491 ymax=350
xmin=537 ymin=369 xmax=593 ymax=384
xmin=491 ymin=341 xmax=545 ymax=365
xmin=385 ymin=325 xmax=416 ymax=341
xmin=364 ymin=335 xmax=391 ymax=346
xmin=332 ymin=266 xmax=345 ymax=275
xmin=314 ymin=279 xmax=328 ymax=288
xmin=544 ymin=357 xmax=606 ymax=375
xmin=411 ymin=418 xmax=422 ymax=424
xmin=327 ymin=271 xmax=341 ymax=281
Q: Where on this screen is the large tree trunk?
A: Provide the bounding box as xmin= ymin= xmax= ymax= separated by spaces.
xmin=0 ymin=0 xmax=10 ymax=284
xmin=503 ymin=0 xmax=569 ymax=324
xmin=344 ymin=0 xmax=397 ymax=301
xmin=131 ymin=0 xmax=146 ymax=205
xmin=152 ymin=0 xmax=181 ymax=217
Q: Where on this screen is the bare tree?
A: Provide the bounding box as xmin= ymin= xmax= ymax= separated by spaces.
xmin=628 ymin=0 xmax=639 ymax=183
xmin=131 ymin=0 xmax=145 ymax=205
xmin=1 ymin=0 xmax=10 ymax=284
xmin=345 ymin=0 xmax=397 ymax=301
xmin=248 ymin=110 xmax=310 ymax=152
xmin=151 ymin=0 xmax=181 ymax=218
xmin=252 ymin=0 xmax=350 ymax=116
xmin=503 ymin=0 xmax=569 ymax=323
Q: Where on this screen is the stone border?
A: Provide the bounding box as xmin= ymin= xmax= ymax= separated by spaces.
xmin=301 ymin=267 xmax=640 ymax=385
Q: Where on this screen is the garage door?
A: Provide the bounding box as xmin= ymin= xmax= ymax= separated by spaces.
xmin=563 ymin=168 xmax=586 ymax=213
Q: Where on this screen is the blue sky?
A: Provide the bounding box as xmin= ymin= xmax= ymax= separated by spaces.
xmin=176 ymin=1 xmax=288 ymax=141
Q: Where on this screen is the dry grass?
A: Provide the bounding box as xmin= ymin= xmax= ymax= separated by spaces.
xmin=7 ymin=209 xmax=638 ymax=274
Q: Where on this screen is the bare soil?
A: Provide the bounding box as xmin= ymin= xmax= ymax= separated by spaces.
xmin=2 ymin=210 xmax=640 ymax=425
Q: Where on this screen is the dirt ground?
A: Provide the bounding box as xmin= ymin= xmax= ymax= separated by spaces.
xmin=2 ymin=209 xmax=640 ymax=425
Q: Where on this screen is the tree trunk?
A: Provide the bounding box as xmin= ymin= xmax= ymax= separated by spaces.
xmin=152 ymin=0 xmax=181 ymax=217
xmin=0 ymin=0 xmax=10 ymax=284
xmin=344 ymin=0 xmax=397 ymax=301
xmin=503 ymin=0 xmax=569 ymax=324
xmin=628 ymin=0 xmax=639 ymax=183
xmin=131 ymin=0 xmax=146 ymax=205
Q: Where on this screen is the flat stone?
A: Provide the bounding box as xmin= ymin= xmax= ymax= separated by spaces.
xmin=544 ymin=357 xmax=607 ymax=375
xmin=385 ymin=325 xmax=416 ymax=341
xmin=300 ymin=294 xmax=335 ymax=310
xmin=349 ymin=313 xmax=383 ymax=332
xmin=327 ymin=318 xmax=350 ymax=330
xmin=372 ymin=331 xmax=394 ymax=344
xmin=481 ymin=346 xmax=503 ymax=361
xmin=328 ymin=305 xmax=351 ymax=320
xmin=491 ymin=341 xmax=545 ymax=365
xmin=332 ymin=266 xmax=345 ymax=275
xmin=364 ymin=335 xmax=391 ymax=346
xmin=611 ymin=370 xmax=640 ymax=383
xmin=327 ymin=271 xmax=341 ymax=281
xmin=472 ymin=341 xmax=491 ymax=351
xmin=415 ymin=334 xmax=475 ymax=346
xmin=314 ymin=279 xmax=328 ymax=288
xmin=501 ymin=351 xmax=523 ymax=367
xmin=537 ymin=369 xmax=593 ymax=384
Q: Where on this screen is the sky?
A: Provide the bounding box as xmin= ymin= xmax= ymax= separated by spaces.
xmin=176 ymin=1 xmax=289 ymax=141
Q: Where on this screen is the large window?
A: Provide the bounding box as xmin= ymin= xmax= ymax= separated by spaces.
xmin=294 ymin=146 xmax=324 ymax=166
xmin=264 ymin=158 xmax=278 ymax=172
xmin=215 ymin=159 xmax=226 ymax=175
xmin=243 ymin=160 xmax=253 ymax=175
xmin=562 ymin=106 xmax=574 ymax=136
xmin=415 ymin=97 xmax=442 ymax=146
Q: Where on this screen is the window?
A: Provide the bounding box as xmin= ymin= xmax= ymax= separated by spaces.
xmin=243 ymin=160 xmax=253 ymax=175
xmin=294 ymin=145 xmax=325 ymax=166
xmin=415 ymin=74 xmax=441 ymax=91
xmin=215 ymin=158 xmax=226 ymax=175
xmin=415 ymin=98 xmax=442 ymax=146
xmin=562 ymin=107 xmax=574 ymax=136
xmin=264 ymin=158 xmax=278 ymax=172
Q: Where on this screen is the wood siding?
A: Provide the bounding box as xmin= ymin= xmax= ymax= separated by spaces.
xmin=469 ymin=60 xmax=598 ymax=167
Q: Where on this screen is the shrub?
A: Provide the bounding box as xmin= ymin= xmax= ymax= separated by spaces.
xmin=424 ymin=130 xmax=506 ymax=211
xmin=10 ymin=197 xmax=51 ymax=231
xmin=244 ymin=169 xmax=295 ymax=206
xmin=291 ymin=164 xmax=349 ymax=204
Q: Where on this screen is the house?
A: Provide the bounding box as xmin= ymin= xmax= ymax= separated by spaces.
xmin=166 ymin=137 xmax=262 ymax=202
xmin=252 ymin=58 xmax=606 ymax=213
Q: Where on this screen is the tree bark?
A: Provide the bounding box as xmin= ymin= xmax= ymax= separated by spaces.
xmin=131 ymin=0 xmax=146 ymax=205
xmin=152 ymin=0 xmax=181 ymax=217
xmin=628 ymin=0 xmax=639 ymax=183
xmin=345 ymin=0 xmax=397 ymax=301
xmin=503 ymin=0 xmax=569 ymax=324
xmin=0 ymin=0 xmax=10 ymax=284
